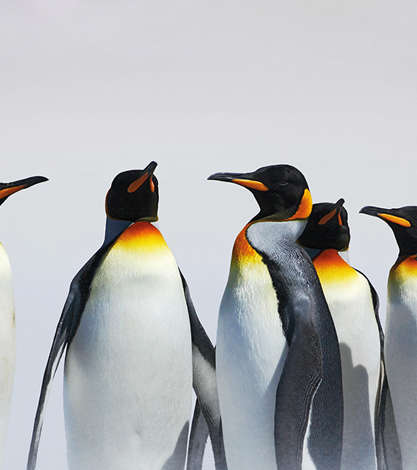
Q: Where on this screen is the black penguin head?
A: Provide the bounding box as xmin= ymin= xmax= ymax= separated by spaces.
xmin=360 ymin=205 xmax=417 ymax=256
xmin=298 ymin=199 xmax=350 ymax=251
xmin=0 ymin=176 xmax=48 ymax=207
xmin=106 ymin=161 xmax=159 ymax=222
xmin=208 ymin=164 xmax=312 ymax=222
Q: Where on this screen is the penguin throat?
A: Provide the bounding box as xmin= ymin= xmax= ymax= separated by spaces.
xmin=303 ymin=247 xmax=350 ymax=263
xmin=103 ymin=217 xmax=132 ymax=245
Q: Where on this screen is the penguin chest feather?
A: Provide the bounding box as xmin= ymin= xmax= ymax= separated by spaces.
xmin=385 ymin=256 xmax=417 ymax=470
xmin=0 ymin=244 xmax=15 ymax=462
xmin=314 ymin=250 xmax=380 ymax=470
xmin=64 ymin=223 xmax=192 ymax=470
xmin=216 ymin=225 xmax=288 ymax=470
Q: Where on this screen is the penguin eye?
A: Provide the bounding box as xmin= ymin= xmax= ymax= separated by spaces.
xmin=278 ymin=182 xmax=289 ymax=187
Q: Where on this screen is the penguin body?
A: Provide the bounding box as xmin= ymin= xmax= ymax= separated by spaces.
xmin=64 ymin=221 xmax=192 ymax=470
xmin=385 ymin=256 xmax=417 ymax=470
xmin=209 ymin=165 xmax=343 ymax=470
xmin=28 ymin=163 xmax=226 ymax=470
xmin=300 ymin=200 xmax=401 ymax=470
xmin=312 ymin=249 xmax=380 ymax=470
xmin=217 ymin=220 xmax=303 ymax=470
xmin=0 ymin=176 xmax=47 ymax=466
xmin=361 ymin=204 xmax=417 ymax=470
xmin=0 ymin=244 xmax=15 ymax=462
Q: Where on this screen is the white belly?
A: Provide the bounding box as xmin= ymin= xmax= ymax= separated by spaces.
xmin=0 ymin=244 xmax=15 ymax=468
xmin=385 ymin=278 xmax=417 ymax=470
xmin=64 ymin=238 xmax=192 ymax=470
xmin=216 ymin=260 xmax=287 ymax=470
xmin=322 ymin=275 xmax=380 ymax=470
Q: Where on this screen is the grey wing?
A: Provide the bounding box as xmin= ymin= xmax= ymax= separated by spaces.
xmin=27 ymin=241 xmax=115 ymax=470
xmin=356 ymin=270 xmax=403 ymax=470
xmin=187 ymin=400 xmax=209 ymax=470
xmin=274 ymin=294 xmax=323 ymax=470
xmin=26 ymin=284 xmax=80 ymax=470
xmin=179 ymin=271 xmax=227 ymax=470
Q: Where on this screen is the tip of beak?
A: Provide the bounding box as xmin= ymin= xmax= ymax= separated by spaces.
xmin=359 ymin=206 xmax=380 ymax=216
xmin=207 ymin=172 xmax=232 ymax=182
xmin=22 ymin=176 xmax=49 ymax=187
xmin=146 ymin=161 xmax=158 ymax=174
xmin=336 ymin=198 xmax=345 ymax=207
xmin=36 ymin=176 xmax=49 ymax=183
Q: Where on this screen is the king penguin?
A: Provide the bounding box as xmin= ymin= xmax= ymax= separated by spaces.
xmin=27 ymin=162 xmax=225 ymax=470
xmin=208 ymin=165 xmax=343 ymax=470
xmin=299 ymin=199 xmax=402 ymax=470
xmin=0 ymin=176 xmax=47 ymax=467
xmin=361 ymin=204 xmax=417 ymax=470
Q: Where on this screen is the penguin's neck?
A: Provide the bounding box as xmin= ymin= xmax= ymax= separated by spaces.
xmin=303 ymin=247 xmax=350 ymax=264
xmin=103 ymin=217 xmax=132 ymax=245
xmin=246 ymin=219 xmax=307 ymax=255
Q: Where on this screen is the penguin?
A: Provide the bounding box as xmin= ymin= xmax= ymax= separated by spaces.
xmin=360 ymin=204 xmax=417 ymax=470
xmin=0 ymin=176 xmax=47 ymax=466
xmin=208 ymin=165 xmax=343 ymax=470
xmin=27 ymin=162 xmax=225 ymax=470
xmin=299 ymin=199 xmax=402 ymax=470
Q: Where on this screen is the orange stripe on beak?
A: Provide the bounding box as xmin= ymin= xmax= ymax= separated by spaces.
xmin=378 ymin=213 xmax=411 ymax=228
xmin=0 ymin=185 xmax=26 ymax=199
xmin=231 ymin=179 xmax=269 ymax=192
xmin=318 ymin=208 xmax=337 ymax=225
xmin=149 ymin=177 xmax=155 ymax=193
xmin=286 ymin=189 xmax=313 ymax=220
xmin=128 ymin=173 xmax=149 ymax=193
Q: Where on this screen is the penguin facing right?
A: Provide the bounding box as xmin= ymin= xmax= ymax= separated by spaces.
xmin=0 ymin=176 xmax=47 ymax=467
xmin=209 ymin=165 xmax=343 ymax=470
xmin=360 ymin=205 xmax=417 ymax=470
xmin=299 ymin=199 xmax=401 ymax=470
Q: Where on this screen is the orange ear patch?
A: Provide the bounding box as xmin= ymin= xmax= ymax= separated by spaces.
xmin=378 ymin=213 xmax=411 ymax=228
xmin=231 ymin=179 xmax=269 ymax=192
xmin=286 ymin=189 xmax=313 ymax=220
xmin=128 ymin=173 xmax=149 ymax=193
xmin=0 ymin=185 xmax=26 ymax=199
xmin=318 ymin=209 xmax=337 ymax=225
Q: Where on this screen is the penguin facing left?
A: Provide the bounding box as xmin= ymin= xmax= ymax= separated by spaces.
xmin=209 ymin=165 xmax=343 ymax=470
xmin=360 ymin=205 xmax=417 ymax=470
xmin=299 ymin=200 xmax=401 ymax=470
xmin=0 ymin=176 xmax=48 ymax=467
xmin=27 ymin=162 xmax=225 ymax=470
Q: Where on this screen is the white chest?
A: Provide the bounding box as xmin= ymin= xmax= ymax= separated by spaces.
xmin=321 ymin=274 xmax=380 ymax=470
xmin=216 ymin=251 xmax=287 ymax=470
xmin=0 ymin=244 xmax=15 ymax=465
xmin=64 ymin=226 xmax=192 ymax=470
xmin=385 ymin=274 xmax=417 ymax=470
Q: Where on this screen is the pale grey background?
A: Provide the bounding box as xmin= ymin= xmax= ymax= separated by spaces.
xmin=1 ymin=1 xmax=417 ymax=469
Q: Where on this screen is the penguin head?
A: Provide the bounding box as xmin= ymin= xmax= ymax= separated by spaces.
xmin=298 ymin=199 xmax=350 ymax=251
xmin=0 ymin=176 xmax=48 ymax=207
xmin=106 ymin=161 xmax=159 ymax=222
xmin=360 ymin=205 xmax=417 ymax=256
xmin=208 ymin=164 xmax=312 ymax=222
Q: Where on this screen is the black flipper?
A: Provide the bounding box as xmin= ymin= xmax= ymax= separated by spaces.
xmin=187 ymin=400 xmax=209 ymax=470
xmin=245 ymin=222 xmax=343 ymax=470
xmin=179 ymin=271 xmax=227 ymax=470
xmin=27 ymin=240 xmax=116 ymax=470
xmin=274 ymin=294 xmax=323 ymax=470
xmin=356 ymin=270 xmax=402 ymax=470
